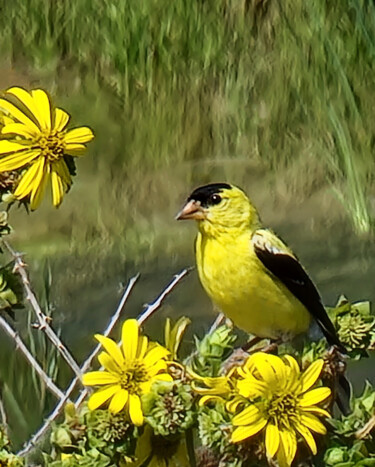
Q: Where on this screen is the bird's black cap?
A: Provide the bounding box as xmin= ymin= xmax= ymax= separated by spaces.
xmin=188 ymin=183 xmax=232 ymax=207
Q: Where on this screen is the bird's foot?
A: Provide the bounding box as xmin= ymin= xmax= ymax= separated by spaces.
xmin=220 ymin=348 xmax=250 ymax=375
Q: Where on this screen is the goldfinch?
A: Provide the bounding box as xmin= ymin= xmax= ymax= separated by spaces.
xmin=176 ymin=182 xmax=345 ymax=352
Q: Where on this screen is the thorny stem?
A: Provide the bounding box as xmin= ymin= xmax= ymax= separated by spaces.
xmin=0 ymin=316 xmax=64 ymax=400
xmin=2 ymin=240 xmax=82 ymax=380
xmin=17 ymin=274 xmax=139 ymax=457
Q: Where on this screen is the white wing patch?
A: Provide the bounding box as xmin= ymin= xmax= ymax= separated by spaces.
xmin=252 ymin=231 xmax=287 ymax=256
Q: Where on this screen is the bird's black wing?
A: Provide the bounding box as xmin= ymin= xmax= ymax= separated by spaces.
xmin=252 ymin=229 xmax=345 ymax=352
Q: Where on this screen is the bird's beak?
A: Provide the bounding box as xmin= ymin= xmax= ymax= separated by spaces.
xmin=175 ymin=200 xmax=206 ymax=220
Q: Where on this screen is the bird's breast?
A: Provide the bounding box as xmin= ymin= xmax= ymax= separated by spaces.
xmin=195 ymin=232 xmax=311 ymax=340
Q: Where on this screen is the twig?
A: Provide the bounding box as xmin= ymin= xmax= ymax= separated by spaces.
xmin=2 ymin=240 xmax=82 ymax=380
xmin=137 ymin=267 xmax=192 ymax=325
xmin=74 ymin=275 xmax=140 ymax=407
xmin=17 ymin=274 xmax=139 ymax=457
xmin=0 ymin=316 xmax=64 ymax=400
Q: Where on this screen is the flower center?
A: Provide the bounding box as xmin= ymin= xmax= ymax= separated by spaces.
xmin=119 ymin=361 xmax=149 ymax=394
xmin=266 ymin=393 xmax=297 ymax=427
xmin=36 ymin=131 xmax=65 ymax=162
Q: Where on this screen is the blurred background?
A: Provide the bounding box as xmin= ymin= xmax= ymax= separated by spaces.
xmin=0 ymin=0 xmax=374 ymax=447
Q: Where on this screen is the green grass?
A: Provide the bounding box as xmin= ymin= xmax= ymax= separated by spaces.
xmin=0 ymin=0 xmax=374 ymax=260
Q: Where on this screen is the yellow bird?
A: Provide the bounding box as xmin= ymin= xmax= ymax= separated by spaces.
xmin=176 ymin=182 xmax=345 ymax=352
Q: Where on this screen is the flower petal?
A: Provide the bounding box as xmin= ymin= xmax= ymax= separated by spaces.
xmin=231 ymin=418 xmax=267 ymax=443
xmin=83 ymin=371 xmax=120 ymax=386
xmin=299 ymin=387 xmax=331 ymax=406
xmin=152 ymin=373 xmax=173 ymax=383
xmin=128 ymin=394 xmax=143 ymax=426
xmin=51 ymin=165 xmax=65 ymax=207
xmin=108 ymin=388 xmax=128 ymax=413
xmin=64 ymin=143 xmax=88 ymax=156
xmin=14 ymin=158 xmax=45 ymax=199
xmin=294 ymin=421 xmax=317 ymax=455
xmin=300 ymin=413 xmax=327 ymax=435
xmin=265 ymin=423 xmax=280 ymax=458
xmin=87 ymin=385 xmax=121 ymax=410
xmin=237 ymin=377 xmax=267 ymax=398
xmin=301 ymin=360 xmax=324 ymax=393
xmin=279 ymin=428 xmax=297 ymax=466
xmin=98 ymin=351 xmax=121 ymax=374
xmin=54 ymin=159 xmax=72 ymax=187
xmin=7 ymin=87 xmax=48 ymax=130
xmin=95 ymin=334 xmax=124 ymax=365
xmin=30 ymin=89 xmax=52 ymax=130
xmin=0 ymin=148 xmax=40 ymax=172
xmin=143 ymin=344 xmax=169 ymax=368
xmin=64 ymin=127 xmax=94 ymax=144
xmin=250 ymin=353 xmax=286 ymax=386
xmin=0 ymin=98 xmax=40 ymax=133
xmin=54 ymin=107 xmax=70 ymax=131
xmin=1 ymin=123 xmax=36 ymax=138
xmin=303 ymin=406 xmax=331 ymax=418
xmin=30 ymin=167 xmax=49 ymax=210
xmin=232 ymin=404 xmax=261 ymax=426
xmin=122 ymin=319 xmax=139 ymax=360
xmin=137 ymin=335 xmax=148 ymax=360
xmin=147 ymin=359 xmax=168 ymax=377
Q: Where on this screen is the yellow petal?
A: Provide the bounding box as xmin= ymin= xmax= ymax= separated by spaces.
xmin=98 ymin=351 xmax=121 ymax=374
xmin=143 ymin=344 xmax=169 ymax=368
xmin=14 ymin=158 xmax=45 ymax=199
xmin=0 ymin=140 xmax=31 ymax=155
xmin=1 ymin=123 xmax=36 ymax=138
xmin=7 ymin=87 xmax=48 ymax=130
xmin=30 ymin=89 xmax=52 ymax=130
xmin=152 ymin=373 xmax=173 ymax=383
xmin=137 ymin=335 xmax=148 ymax=359
xmin=108 ymin=388 xmax=128 ymax=413
xmin=64 ymin=127 xmax=94 ymax=144
xmin=279 ymin=428 xmax=297 ymax=466
xmin=294 ymin=422 xmax=317 ymax=455
xmin=299 ymin=387 xmax=331 ymax=406
xmin=237 ymin=377 xmax=267 ymax=398
xmin=122 ymin=319 xmax=139 ymax=360
xmin=54 ymin=107 xmax=70 ymax=131
xmin=0 ymin=98 xmax=40 ymax=133
xmin=303 ymin=406 xmax=331 ymax=418
xmin=231 ymin=418 xmax=267 ymax=443
xmin=0 ymin=150 xmax=39 ymax=173
xmin=250 ymin=353 xmax=286 ymax=386
xmin=199 ymin=395 xmax=225 ymax=406
xmin=30 ymin=167 xmax=49 ymax=210
xmin=54 ymin=159 xmax=72 ymax=187
xmin=51 ymin=166 xmax=64 ymax=207
xmin=265 ymin=423 xmax=280 ymax=458
xmin=64 ymin=143 xmax=88 ymax=156
xmin=82 ymin=371 xmax=120 ymax=386
xmin=147 ymin=359 xmax=168 ymax=377
xmin=301 ymin=360 xmax=324 ymax=393
xmin=95 ymin=334 xmax=124 ymax=365
xmin=87 ymin=385 xmax=121 ymax=410
xmin=128 ymin=394 xmax=144 ymax=426
xmin=226 ymin=397 xmax=244 ymax=413
xmin=232 ymin=404 xmax=262 ymax=426
xmin=300 ymin=413 xmax=327 ymax=435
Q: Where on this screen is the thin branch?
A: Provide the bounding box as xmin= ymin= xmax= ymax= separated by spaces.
xmin=137 ymin=267 xmax=192 ymax=325
xmin=0 ymin=316 xmax=64 ymax=400
xmin=2 ymin=240 xmax=82 ymax=380
xmin=17 ymin=274 xmax=140 ymax=457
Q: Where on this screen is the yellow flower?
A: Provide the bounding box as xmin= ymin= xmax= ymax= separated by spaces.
xmin=0 ymin=87 xmax=94 ymax=209
xmin=192 ymin=369 xmax=238 ymax=407
xmin=231 ymin=353 xmax=331 ymax=467
xmin=83 ymin=319 xmax=173 ymax=426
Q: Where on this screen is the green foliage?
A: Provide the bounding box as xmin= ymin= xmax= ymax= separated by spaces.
xmin=45 ymin=403 xmax=137 ymax=466
xmin=328 ymin=296 xmax=375 ymax=358
xmin=189 ymin=325 xmax=237 ymax=377
xmin=143 ymin=380 xmax=194 ymax=437
xmin=0 ymin=426 xmax=24 ymax=466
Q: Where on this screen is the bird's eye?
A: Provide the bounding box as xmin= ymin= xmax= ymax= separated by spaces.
xmin=210 ymin=194 xmax=222 ymax=205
